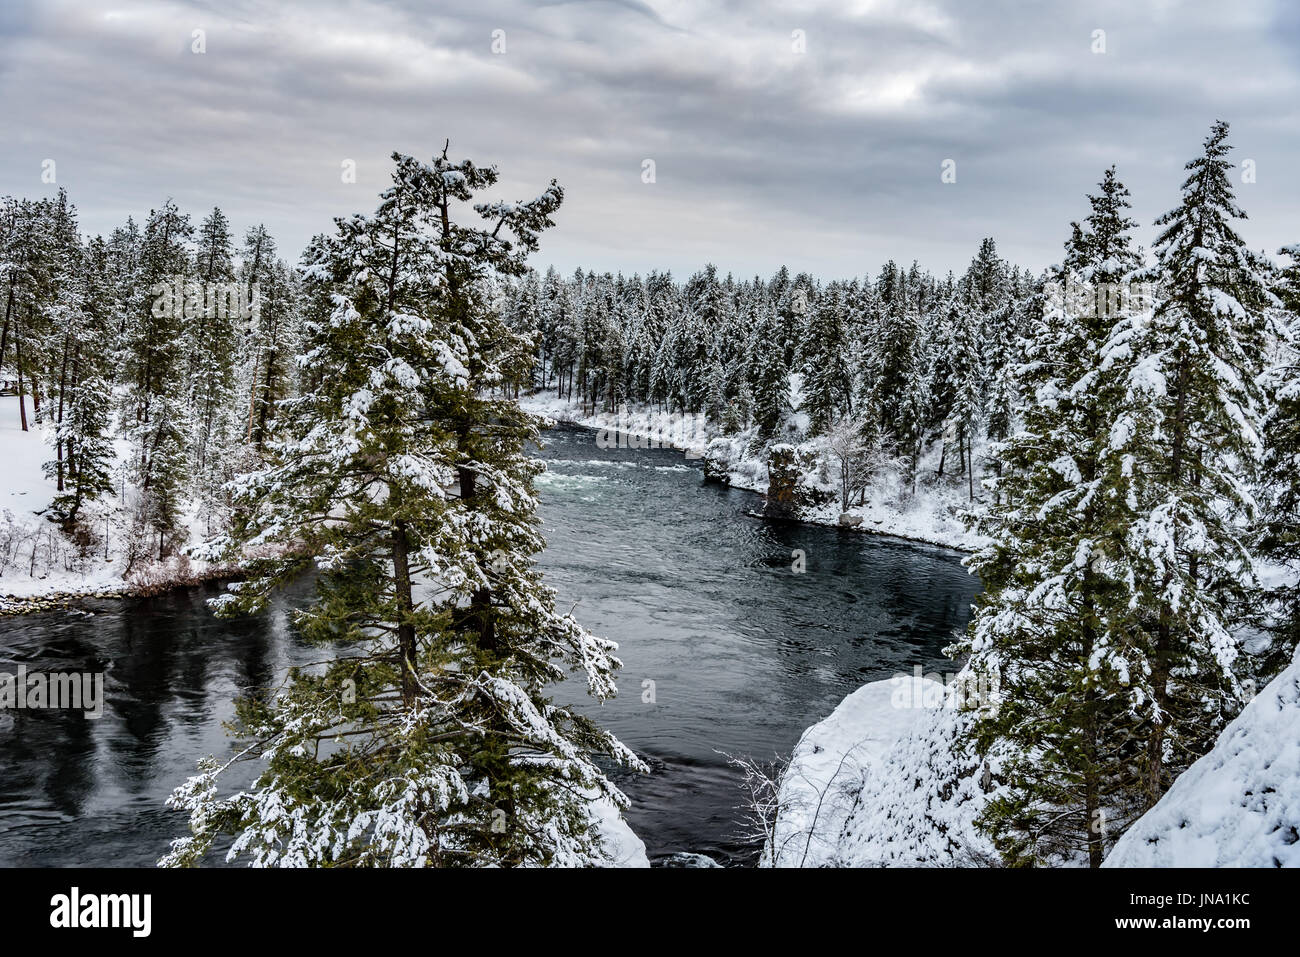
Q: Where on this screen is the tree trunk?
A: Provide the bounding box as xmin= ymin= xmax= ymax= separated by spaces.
xmin=0 ymin=275 xmax=15 ymax=373
xmin=15 ymin=313 xmax=28 ymax=432
xmin=391 ymin=518 xmax=418 ymax=708
xmin=456 ymin=461 xmax=498 ymax=654
xmin=968 ymin=440 xmax=975 ymax=502
xmin=54 ymin=326 xmax=71 ymax=491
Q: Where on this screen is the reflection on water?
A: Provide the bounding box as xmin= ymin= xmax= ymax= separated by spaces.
xmin=0 ymin=424 xmax=979 ymax=867
xmin=0 ymin=579 xmax=321 ymax=867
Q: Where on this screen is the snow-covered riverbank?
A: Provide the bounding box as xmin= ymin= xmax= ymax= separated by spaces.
xmin=0 ymin=396 xmax=234 ymax=614
xmin=766 ymin=652 xmax=1300 ymax=868
xmin=762 ymin=674 xmax=998 ymax=867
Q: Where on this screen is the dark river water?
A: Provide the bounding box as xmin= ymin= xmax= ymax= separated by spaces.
xmin=0 ymin=424 xmax=980 ymax=867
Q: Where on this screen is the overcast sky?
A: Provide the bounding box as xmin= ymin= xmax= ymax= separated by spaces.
xmin=2 ymin=0 xmax=1298 ymax=278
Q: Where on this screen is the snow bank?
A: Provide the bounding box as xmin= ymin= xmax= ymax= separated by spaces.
xmin=1104 ymin=650 xmax=1300 ymax=868
xmin=1 ymin=396 xmax=127 ymax=604
xmin=764 ymin=675 xmax=998 ymax=867
xmin=589 ymin=796 xmax=650 ymax=867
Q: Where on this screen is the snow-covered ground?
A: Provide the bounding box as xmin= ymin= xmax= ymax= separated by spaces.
xmin=763 ymin=674 xmax=999 ymax=867
xmin=772 ymin=650 xmax=1300 ymax=869
xmin=589 ymin=796 xmax=650 ymax=867
xmin=518 ymin=390 xmax=988 ymax=552
xmin=1104 ymin=647 xmax=1300 ymax=868
xmin=0 ymin=396 xmax=226 ymax=610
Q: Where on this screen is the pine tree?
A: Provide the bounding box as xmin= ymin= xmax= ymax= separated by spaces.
xmin=1258 ymin=243 xmax=1300 ymax=677
xmin=164 ymin=148 xmax=642 ymax=868
xmin=122 ymin=199 xmax=194 ymax=562
xmin=750 ymin=298 xmax=789 ymax=441
xmin=872 ymin=289 xmax=930 ymax=486
xmin=2 ymin=199 xmax=55 ymax=432
xmin=802 ymin=281 xmax=852 ymax=435
xmin=896 ymin=308 xmax=933 ymax=493
xmin=44 ymin=233 xmax=117 ymax=530
xmin=946 ymin=295 xmax=985 ymax=500
xmin=1123 ymin=121 xmax=1276 ymax=803
xmin=241 ymin=235 xmax=300 ymax=454
xmin=185 ymin=207 xmax=238 ymax=500
xmin=957 ymin=167 xmax=1150 ymax=866
xmin=34 ymin=190 xmax=85 ymax=490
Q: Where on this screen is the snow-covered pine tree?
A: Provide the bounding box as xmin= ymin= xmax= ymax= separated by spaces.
xmin=122 ymin=199 xmax=194 ymax=563
xmin=1 ymin=198 xmax=55 ymax=432
xmin=242 ymin=246 xmax=300 ymax=452
xmin=871 ymin=286 xmax=930 ymax=488
xmin=749 ymin=293 xmax=789 ymax=442
xmin=44 ymin=234 xmax=117 ymax=531
xmin=896 ymin=299 xmax=933 ymax=493
xmin=163 ymin=148 xmax=642 ymax=868
xmin=660 ymin=302 xmax=708 ymax=413
xmin=982 ymin=293 xmax=1030 ymax=477
xmin=105 ymin=215 xmax=141 ymax=350
xmin=964 ymin=236 xmax=1009 ymax=351
xmin=505 ymin=270 xmax=541 ymax=395
xmin=1121 ymin=121 xmax=1277 ymax=804
xmin=34 ymin=190 xmax=87 ymax=491
xmin=186 ymin=207 xmax=239 ymax=534
xmin=802 ymin=280 xmax=852 ymax=435
xmin=958 ymin=167 xmax=1154 ymax=867
xmin=1258 ymin=243 xmax=1300 ymax=676
xmin=775 ymin=269 xmax=813 ymax=369
xmin=946 ymin=295 xmax=985 ymax=500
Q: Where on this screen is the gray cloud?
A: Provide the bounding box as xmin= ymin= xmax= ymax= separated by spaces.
xmin=1 ymin=0 xmax=1297 ymax=278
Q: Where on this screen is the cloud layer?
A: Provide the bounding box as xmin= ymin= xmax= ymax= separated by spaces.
xmin=2 ymin=0 xmax=1297 ymax=276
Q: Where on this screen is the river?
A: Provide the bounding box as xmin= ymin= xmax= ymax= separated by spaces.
xmin=0 ymin=424 xmax=980 ymax=866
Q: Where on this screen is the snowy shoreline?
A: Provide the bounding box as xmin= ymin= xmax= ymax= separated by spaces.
xmin=3 ymin=389 xmax=979 ymax=618
xmin=0 ymin=395 xmax=250 ymax=617
xmin=0 ymin=562 xmax=240 ymax=617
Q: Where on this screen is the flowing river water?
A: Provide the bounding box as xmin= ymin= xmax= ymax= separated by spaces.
xmin=0 ymin=424 xmax=980 ymax=866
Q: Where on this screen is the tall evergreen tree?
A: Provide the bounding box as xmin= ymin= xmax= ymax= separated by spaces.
xmin=164 ymin=149 xmax=642 ymax=868
xmin=958 ymin=167 xmax=1150 ymax=866
xmin=122 ymin=199 xmax=194 ymax=561
xmin=1122 ymin=121 xmax=1276 ymax=802
xmin=802 ymin=281 xmax=852 ymax=435
xmin=1258 ymin=243 xmax=1300 ymax=677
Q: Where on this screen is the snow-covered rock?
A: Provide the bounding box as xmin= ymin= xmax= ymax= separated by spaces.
xmin=764 ymin=674 xmax=999 ymax=867
xmin=1104 ymin=650 xmax=1300 ymax=868
xmin=659 ymin=852 xmax=722 ymax=867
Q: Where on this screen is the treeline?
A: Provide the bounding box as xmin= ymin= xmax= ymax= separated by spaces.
xmin=0 ymin=192 xmax=301 ymax=569
xmin=499 ymin=242 xmax=1037 ymax=495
